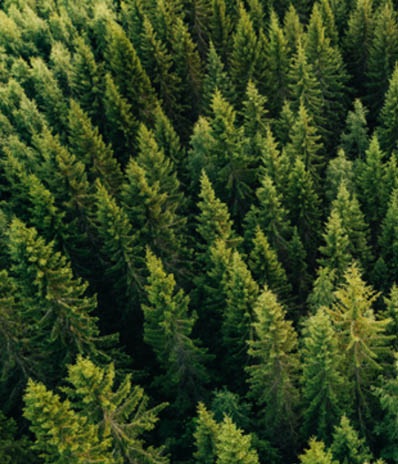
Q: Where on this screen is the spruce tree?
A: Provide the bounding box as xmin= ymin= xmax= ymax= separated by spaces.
xmin=264 ymin=10 xmax=290 ymax=115
xmin=229 ymin=3 xmax=259 ymax=100
xmin=301 ymin=309 xmax=345 ymax=442
xmin=330 ymin=415 xmax=372 ymax=464
xmin=379 ymin=63 xmax=398 ymax=154
xmin=327 ymin=265 xmax=392 ymax=429
xmin=366 ymin=0 xmax=398 ymax=116
xmin=249 ymin=226 xmax=292 ymax=307
xmin=143 ymin=249 xmax=209 ymax=404
xmin=194 ymin=403 xmax=218 ymax=464
xmin=246 ymin=286 xmax=299 ymax=451
xmin=299 ymin=438 xmax=336 ymax=464
xmin=340 ymin=99 xmax=369 ymax=159
xmin=215 ymin=416 xmax=260 ymax=464
xmin=343 ymin=0 xmax=374 ymax=97
xmin=307 ymin=266 xmax=337 ymax=313
xmin=325 ymin=149 xmax=354 ymax=201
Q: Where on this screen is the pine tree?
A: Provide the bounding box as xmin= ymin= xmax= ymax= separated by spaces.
xmin=299 ymin=438 xmax=336 ymax=464
xmin=325 ymin=149 xmax=354 ymax=201
xmin=143 ymin=250 xmax=209 ymax=404
xmin=288 ymin=41 xmax=325 ymax=134
xmin=305 ymin=3 xmax=348 ymax=148
xmin=104 ymin=19 xmax=157 ymax=124
xmin=330 ymin=415 xmax=372 ymax=464
xmin=246 ymin=286 xmax=299 ymax=450
xmin=327 ymin=265 xmax=392 ymax=429
xmin=340 ymin=99 xmax=369 ymax=159
xmin=70 ymin=36 xmax=103 ymax=124
xmin=378 ymin=188 xmax=398 ymax=289
xmin=301 ymin=309 xmax=345 ymax=442
xmin=264 ymin=10 xmax=290 ymax=115
xmin=366 ymin=0 xmax=398 ymax=116
xmin=343 ymin=0 xmax=374 ymax=97
xmin=94 ymin=180 xmax=144 ymax=311
xmin=229 ymin=3 xmax=259 ymax=100
xmin=68 ymin=100 xmax=123 ymax=196
xmin=209 ymin=0 xmax=234 ymax=64
xmin=258 ymin=125 xmax=289 ymax=192
xmin=24 ymin=356 xmax=168 ymax=464
xmin=379 ymin=63 xmax=398 ymax=154
xmin=249 ymin=226 xmax=292 ymax=306
xmin=283 ymin=4 xmax=303 ymax=58
xmin=7 ymin=218 xmax=111 ymax=379
xmin=222 ymin=251 xmax=259 ymax=386
xmin=285 ymin=157 xmax=321 ymax=260
xmin=63 ymin=356 xmax=169 ymax=463
xmin=140 ymin=15 xmax=181 ymax=119
xmin=196 ymin=170 xmax=241 ymax=252
xmin=374 ymin=360 xmax=398 ymax=462
xmin=355 ymin=134 xmax=387 ymax=234
xmin=307 ymin=266 xmax=337 ymax=313
xmin=169 ymin=17 xmax=203 ymax=136
xmin=202 ymin=41 xmax=234 ymax=114
xmin=194 ymin=402 xmax=218 ymax=464
xmin=285 ymin=101 xmax=324 ymax=179
xmin=245 ymin=174 xmax=292 ymax=262
xmin=24 ymin=379 xmax=114 ymax=464
xmin=332 ymin=181 xmax=373 ymax=269
xmin=102 ymin=72 xmax=137 ymax=165
xmin=318 ymin=209 xmax=352 ymax=283
xmin=215 ymin=416 xmax=260 ymax=464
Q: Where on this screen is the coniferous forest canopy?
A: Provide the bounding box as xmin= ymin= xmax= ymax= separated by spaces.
xmin=4 ymin=0 xmax=398 ymax=462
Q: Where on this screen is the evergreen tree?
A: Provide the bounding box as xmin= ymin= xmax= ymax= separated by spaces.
xmin=299 ymin=438 xmax=336 ymax=464
xmin=104 ymin=19 xmax=157 ymax=124
xmin=285 ymin=157 xmax=321 ymax=260
xmin=215 ymin=416 xmax=260 ymax=464
xmin=340 ymin=99 xmax=369 ymax=159
xmin=301 ymin=309 xmax=345 ymax=442
xmin=229 ymin=3 xmax=259 ymax=99
xmin=378 ymin=188 xmax=398 ymax=288
xmin=70 ymin=36 xmax=103 ymax=124
xmin=24 ymin=379 xmax=114 ymax=464
xmin=202 ymin=41 xmax=234 ymax=114
xmin=332 ymin=181 xmax=373 ymax=269
xmin=249 ymin=226 xmax=292 ymax=307
xmin=285 ymin=100 xmax=324 ymax=179
xmin=264 ymin=10 xmax=290 ymax=115
xmin=246 ymin=286 xmax=299 ymax=451
xmin=283 ymin=4 xmax=303 ymax=57
xmin=68 ymin=100 xmax=123 ymax=196
xmin=355 ymin=134 xmax=387 ymax=234
xmin=307 ymin=266 xmax=337 ymax=313
xmin=305 ymin=3 xmax=348 ymax=148
xmin=379 ymin=63 xmax=398 ymax=154
xmin=374 ymin=360 xmax=398 ymax=462
xmin=327 ymin=265 xmax=392 ymax=429
xmin=318 ymin=209 xmax=352 ymax=283
xmin=0 ymin=411 xmax=34 ymax=463
xmin=194 ymin=402 xmax=218 ymax=464
xmin=7 ymin=218 xmax=111 ymax=382
xmin=330 ymin=415 xmax=372 ymax=464
xmin=343 ymin=0 xmax=374 ymax=97
xmin=143 ymin=250 xmax=209 ymax=404
xmin=325 ymin=149 xmax=354 ymax=201
xmin=209 ymin=0 xmax=234 ymax=64
xmin=366 ymin=0 xmax=398 ymax=116
xmin=222 ymin=251 xmax=259 ymax=386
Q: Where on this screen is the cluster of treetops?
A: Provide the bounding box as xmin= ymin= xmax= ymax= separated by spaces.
xmin=3 ymin=0 xmax=398 ymax=462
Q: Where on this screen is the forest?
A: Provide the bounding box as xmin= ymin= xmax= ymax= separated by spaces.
xmin=2 ymin=0 xmax=398 ymax=462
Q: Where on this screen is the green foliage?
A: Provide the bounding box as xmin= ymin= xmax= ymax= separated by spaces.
xmin=246 ymin=286 xmax=299 ymax=450
xmin=24 ymin=356 xmax=168 ymax=464
xmin=379 ymin=63 xmax=398 ymax=154
xmin=340 ymin=99 xmax=369 ymax=159
xmin=330 ymin=415 xmax=372 ymax=464
xmin=299 ymin=438 xmax=337 ymax=464
xmin=301 ymin=309 xmax=345 ymax=442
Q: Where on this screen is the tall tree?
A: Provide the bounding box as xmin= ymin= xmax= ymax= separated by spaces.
xmin=378 ymin=63 xmax=398 ymax=154
xmin=246 ymin=286 xmax=299 ymax=452
xmin=340 ymin=99 xmax=369 ymax=159
xmin=301 ymin=309 xmax=345 ymax=442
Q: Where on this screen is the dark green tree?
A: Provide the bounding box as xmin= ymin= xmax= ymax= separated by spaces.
xmin=340 ymin=99 xmax=369 ymax=159
xmin=379 ymin=63 xmax=398 ymax=154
